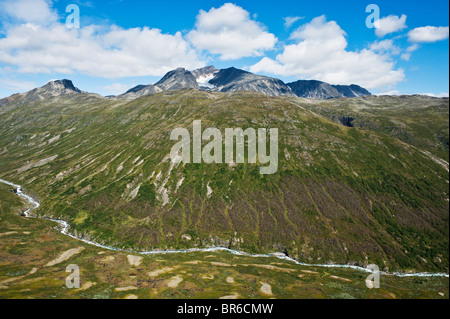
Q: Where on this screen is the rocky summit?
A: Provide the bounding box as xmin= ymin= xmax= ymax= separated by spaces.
xmin=155 ymin=67 xmax=200 ymax=92
xmin=0 ymin=79 xmax=83 ymax=109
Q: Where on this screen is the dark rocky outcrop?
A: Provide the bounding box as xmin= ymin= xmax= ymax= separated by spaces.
xmin=287 ymin=80 xmax=343 ymax=99
xmin=332 ymin=84 xmax=372 ymax=98
xmin=338 ymin=116 xmax=355 ymax=127
xmin=287 ymin=80 xmax=372 ymax=100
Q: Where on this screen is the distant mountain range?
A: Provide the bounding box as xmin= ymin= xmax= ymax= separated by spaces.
xmin=118 ymin=66 xmax=372 ymax=100
xmin=0 ymin=66 xmax=372 ymax=105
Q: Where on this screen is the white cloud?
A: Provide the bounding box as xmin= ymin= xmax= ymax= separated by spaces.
xmin=370 ymin=39 xmax=401 ymax=56
xmin=284 ymin=16 xmax=303 ymax=29
xmin=417 ymin=92 xmax=449 ymax=98
xmin=0 ymin=0 xmax=57 ymax=26
xmin=400 ymin=53 xmax=411 ymax=61
xmin=400 ymin=44 xmax=419 ymax=61
xmin=377 ymin=90 xmax=401 ymax=96
xmin=374 ymin=14 xmax=407 ymax=37
xmin=101 ymin=83 xmax=134 ymax=96
xmin=0 ymin=1 xmax=204 ymax=78
xmin=376 ymin=91 xmax=449 ymax=97
xmin=187 ymin=3 xmax=277 ymax=60
xmin=250 ymin=16 xmax=405 ymax=90
xmin=408 ymin=26 xmax=449 ymax=43
xmin=0 ymin=78 xmax=36 ymax=92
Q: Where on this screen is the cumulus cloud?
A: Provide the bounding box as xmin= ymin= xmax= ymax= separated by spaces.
xmin=370 ymin=40 xmax=419 ymax=62
xmin=0 ymin=0 xmax=204 ymax=78
xmin=374 ymin=14 xmax=407 ymax=37
xmin=250 ymin=16 xmax=405 ymax=90
xmin=0 ymin=0 xmax=58 ymax=26
xmin=408 ymin=26 xmax=449 ymax=43
xmin=187 ymin=3 xmax=277 ymax=60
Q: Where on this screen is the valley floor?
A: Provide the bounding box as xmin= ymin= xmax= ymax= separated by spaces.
xmin=0 ymin=184 xmax=448 ymax=299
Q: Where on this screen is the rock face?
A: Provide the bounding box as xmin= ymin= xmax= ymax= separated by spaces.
xmin=191 ymin=65 xmax=219 ymax=79
xmin=338 ymin=116 xmax=355 ymax=127
xmin=31 ymin=80 xmax=82 ymax=99
xmin=155 ymin=67 xmax=199 ymax=91
xmin=287 ymin=80 xmax=343 ymax=99
xmin=287 ymin=80 xmax=372 ymax=99
xmin=332 ymin=84 xmax=372 ymax=98
xmin=208 ymin=67 xmax=296 ymax=97
xmin=51 ymin=79 xmax=82 ymax=93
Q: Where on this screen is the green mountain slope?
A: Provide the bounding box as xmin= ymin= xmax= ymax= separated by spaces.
xmin=0 ymin=90 xmax=448 ymax=273
xmin=287 ymin=95 xmax=449 ymax=161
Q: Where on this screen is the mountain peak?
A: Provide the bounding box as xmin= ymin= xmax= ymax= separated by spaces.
xmin=155 ymin=68 xmax=199 ymax=91
xmin=43 ymin=79 xmax=82 ymax=94
xmin=0 ymin=79 xmax=83 ymax=108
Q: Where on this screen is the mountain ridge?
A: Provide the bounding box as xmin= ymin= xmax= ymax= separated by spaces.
xmin=114 ymin=66 xmax=372 ymax=100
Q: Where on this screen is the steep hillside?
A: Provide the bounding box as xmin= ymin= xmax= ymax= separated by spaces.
xmin=0 ymin=90 xmax=448 ymax=273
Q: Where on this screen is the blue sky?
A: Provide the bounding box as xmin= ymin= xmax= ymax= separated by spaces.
xmin=0 ymin=0 xmax=448 ymax=98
